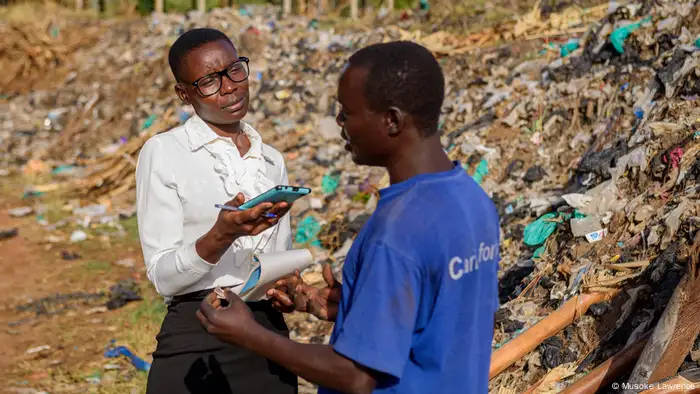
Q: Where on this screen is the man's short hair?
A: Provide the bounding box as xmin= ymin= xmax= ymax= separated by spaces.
xmin=348 ymin=41 xmax=445 ymax=136
xmin=168 ymin=28 xmax=233 ymax=82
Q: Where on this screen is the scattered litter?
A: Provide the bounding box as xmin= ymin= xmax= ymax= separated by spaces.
xmin=104 ymin=340 xmax=151 ymax=372
xmin=584 ymin=229 xmax=607 ymax=243
xmin=25 ymin=345 xmax=51 ymax=355
xmin=105 ymin=279 xmax=143 ymax=310
xmin=8 ymin=207 xmax=33 ymax=217
xmin=559 ymin=38 xmax=580 ymax=57
xmin=61 ymin=251 xmax=81 ymax=260
xmin=70 ymin=230 xmax=88 ymax=243
xmin=0 ymin=228 xmax=19 ymax=240
xmin=609 ymin=16 xmax=652 ymax=54
xmin=295 ymin=216 xmax=322 ymax=247
xmin=570 ymin=216 xmax=602 ymax=238
xmin=115 ymin=258 xmax=136 ymax=268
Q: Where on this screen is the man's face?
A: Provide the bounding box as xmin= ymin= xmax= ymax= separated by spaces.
xmin=336 ymin=65 xmax=393 ymax=166
xmin=175 ymin=40 xmax=250 ymax=125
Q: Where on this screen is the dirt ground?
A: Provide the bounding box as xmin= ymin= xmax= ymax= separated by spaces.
xmin=0 ymin=174 xmax=322 ymax=393
xmin=0 ymin=175 xmax=164 ymax=393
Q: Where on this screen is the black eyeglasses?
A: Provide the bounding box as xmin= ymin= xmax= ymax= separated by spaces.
xmin=189 ymin=57 xmax=250 ymax=97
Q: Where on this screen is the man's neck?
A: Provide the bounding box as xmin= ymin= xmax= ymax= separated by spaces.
xmin=385 ymin=136 xmax=454 ymax=185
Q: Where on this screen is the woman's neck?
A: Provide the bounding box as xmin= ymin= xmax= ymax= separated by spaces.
xmin=207 ymin=120 xmax=243 ymax=138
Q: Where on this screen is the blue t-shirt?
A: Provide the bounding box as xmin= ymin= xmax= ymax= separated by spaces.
xmin=318 ymin=161 xmax=500 ymax=394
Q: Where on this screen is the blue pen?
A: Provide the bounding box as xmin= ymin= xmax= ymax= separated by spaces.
xmin=215 ymin=204 xmax=277 ymax=219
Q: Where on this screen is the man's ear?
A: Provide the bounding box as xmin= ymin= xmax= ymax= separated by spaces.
xmin=385 ymin=107 xmax=404 ymax=137
xmin=175 ymin=84 xmax=191 ymax=105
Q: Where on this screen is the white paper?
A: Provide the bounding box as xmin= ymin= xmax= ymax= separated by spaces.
xmin=239 ymin=249 xmax=314 ymax=302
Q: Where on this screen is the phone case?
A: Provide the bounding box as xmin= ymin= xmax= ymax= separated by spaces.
xmin=238 ymin=185 xmax=311 ymax=210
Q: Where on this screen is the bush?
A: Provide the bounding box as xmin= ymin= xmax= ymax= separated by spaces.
xmin=135 ymin=0 xmax=222 ymax=15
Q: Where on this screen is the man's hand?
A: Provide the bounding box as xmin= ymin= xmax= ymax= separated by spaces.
xmin=196 ymin=290 xmax=259 ymax=346
xmin=267 ymin=264 xmax=341 ymax=321
xmin=214 ymin=192 xmax=289 ymax=238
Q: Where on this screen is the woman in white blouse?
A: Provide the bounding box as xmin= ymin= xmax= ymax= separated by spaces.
xmin=135 ymin=28 xmax=297 ymax=393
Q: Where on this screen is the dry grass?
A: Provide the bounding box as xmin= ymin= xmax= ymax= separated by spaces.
xmin=0 ymin=1 xmax=96 ymax=22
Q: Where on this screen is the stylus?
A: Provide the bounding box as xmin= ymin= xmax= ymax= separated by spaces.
xmin=215 ymin=204 xmax=277 ymax=218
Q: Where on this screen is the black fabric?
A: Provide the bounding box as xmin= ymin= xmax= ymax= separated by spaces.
xmin=170 ymin=288 xmax=213 ymax=305
xmin=146 ymin=296 xmax=298 ymax=394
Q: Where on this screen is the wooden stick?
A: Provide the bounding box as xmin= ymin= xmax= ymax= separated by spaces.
xmin=627 ymin=269 xmax=700 ymax=387
xmin=641 ymin=234 xmax=700 ymax=384
xmin=559 ymin=332 xmax=651 ymax=394
xmin=605 ymin=260 xmax=651 ymax=271
xmin=490 ymin=292 xmax=614 ymax=379
xmin=350 ymin=0 xmax=358 ymax=19
xmin=155 ymin=0 xmax=163 ymax=12
xmin=387 ymin=0 xmax=393 ymax=10
xmin=648 ymin=275 xmax=700 ymax=383
xmin=197 ymin=0 xmax=206 ymax=12
xmin=283 ymin=0 xmax=292 ymax=15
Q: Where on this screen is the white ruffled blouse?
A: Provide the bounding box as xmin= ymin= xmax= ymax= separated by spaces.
xmin=135 ymin=114 xmax=292 ymax=300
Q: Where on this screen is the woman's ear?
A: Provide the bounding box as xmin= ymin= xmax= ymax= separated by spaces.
xmin=175 ymin=84 xmax=191 ymax=105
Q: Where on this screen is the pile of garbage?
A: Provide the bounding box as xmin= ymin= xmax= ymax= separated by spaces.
xmin=1 ymin=0 xmax=700 ymax=392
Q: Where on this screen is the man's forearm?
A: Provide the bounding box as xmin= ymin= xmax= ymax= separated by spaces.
xmin=195 ymin=225 xmax=238 ymax=265
xmin=241 ymin=323 xmax=375 ymax=394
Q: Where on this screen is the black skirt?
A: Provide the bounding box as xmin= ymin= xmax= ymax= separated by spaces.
xmin=146 ymin=290 xmax=298 ymax=394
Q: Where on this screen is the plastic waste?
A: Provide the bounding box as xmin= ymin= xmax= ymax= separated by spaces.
xmin=73 ymin=204 xmax=108 ymax=217
xmin=562 ymin=194 xmax=592 ymax=210
xmin=321 ymin=173 xmax=340 ymax=194
xmin=579 ymin=179 xmax=626 ymax=216
xmin=585 ymin=229 xmax=606 ymax=243
xmin=540 ymin=336 xmax=577 ymax=369
xmin=560 ymin=38 xmax=580 ymax=57
xmin=104 ymin=340 xmax=151 ymax=372
xmin=661 ymin=199 xmax=688 ymax=247
xmin=142 ymin=114 xmax=158 ymax=130
xmin=656 ymin=17 xmax=679 ymax=32
xmin=471 ymin=159 xmax=489 ymax=185
xmin=570 ymin=216 xmax=602 ymax=237
xmin=295 ymin=216 xmax=322 ymax=247
xmin=8 ymin=207 xmax=33 ymax=217
xmin=524 ymin=166 xmax=546 ymax=183
xmin=52 ymin=164 xmax=78 ymax=175
xmin=610 ymin=16 xmax=652 ymax=54
xmin=499 ymin=259 xmax=535 ymax=303
xmin=105 ymin=279 xmax=143 ymax=310
xmin=533 ymin=245 xmax=546 ymax=259
xmin=70 ymin=230 xmax=88 ymax=243
xmin=523 ymin=213 xmax=559 ymax=247
xmin=0 ymin=228 xmax=19 ymax=240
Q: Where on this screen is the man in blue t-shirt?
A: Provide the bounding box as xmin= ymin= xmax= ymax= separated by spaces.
xmin=196 ymin=41 xmax=501 ymax=394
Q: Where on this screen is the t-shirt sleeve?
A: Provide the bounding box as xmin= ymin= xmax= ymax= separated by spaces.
xmin=332 ymin=241 xmax=422 ymax=379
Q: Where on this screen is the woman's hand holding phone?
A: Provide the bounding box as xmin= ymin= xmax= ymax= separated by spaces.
xmin=214 ymin=192 xmax=289 ymax=238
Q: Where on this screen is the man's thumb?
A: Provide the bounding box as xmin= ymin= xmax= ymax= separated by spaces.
xmin=224 ymin=289 xmax=243 ymax=304
xmin=322 ymin=263 xmax=336 ymax=287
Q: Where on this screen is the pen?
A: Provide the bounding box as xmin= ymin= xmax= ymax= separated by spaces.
xmin=215 ymin=204 xmax=277 ymax=219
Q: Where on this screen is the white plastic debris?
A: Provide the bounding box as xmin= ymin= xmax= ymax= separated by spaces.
xmin=70 ymin=230 xmax=88 ymax=243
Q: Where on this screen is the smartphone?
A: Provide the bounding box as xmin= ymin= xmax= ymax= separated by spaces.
xmin=238 ymin=185 xmax=312 ymax=210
